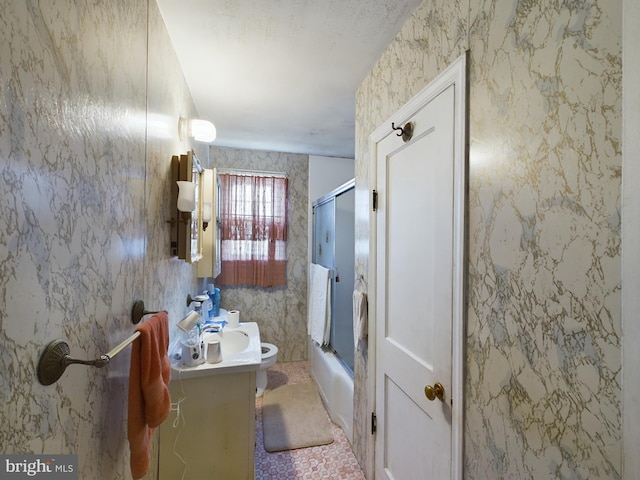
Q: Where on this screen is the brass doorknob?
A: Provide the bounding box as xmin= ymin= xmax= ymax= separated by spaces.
xmin=424 ymin=382 xmax=445 ymax=402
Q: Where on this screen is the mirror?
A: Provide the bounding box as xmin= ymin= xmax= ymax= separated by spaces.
xmin=197 ymin=168 xmax=221 ymax=278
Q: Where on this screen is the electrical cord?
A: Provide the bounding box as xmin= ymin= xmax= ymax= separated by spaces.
xmin=169 ymin=369 xmax=188 ymax=480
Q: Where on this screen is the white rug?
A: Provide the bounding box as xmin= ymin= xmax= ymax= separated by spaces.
xmin=262 ymin=382 xmax=334 ymax=452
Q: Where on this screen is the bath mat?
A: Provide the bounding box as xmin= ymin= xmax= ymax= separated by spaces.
xmin=262 ymin=382 xmax=334 ymax=452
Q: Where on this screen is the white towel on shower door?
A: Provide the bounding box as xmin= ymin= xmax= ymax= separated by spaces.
xmin=308 ymin=263 xmax=331 ymax=345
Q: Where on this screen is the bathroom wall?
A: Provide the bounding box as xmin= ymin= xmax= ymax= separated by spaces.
xmin=354 ymin=0 xmax=622 ymax=478
xmin=208 ymin=146 xmax=309 ymax=363
xmin=0 ymin=1 xmax=203 ymax=478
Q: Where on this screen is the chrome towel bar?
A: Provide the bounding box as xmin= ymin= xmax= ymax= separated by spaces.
xmin=37 ymin=300 xmax=161 ymax=386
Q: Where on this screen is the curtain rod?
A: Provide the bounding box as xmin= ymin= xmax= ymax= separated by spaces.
xmin=217 ymin=167 xmax=287 ymax=178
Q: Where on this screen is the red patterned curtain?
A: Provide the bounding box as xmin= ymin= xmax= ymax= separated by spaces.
xmin=216 ymin=173 xmax=288 ymax=287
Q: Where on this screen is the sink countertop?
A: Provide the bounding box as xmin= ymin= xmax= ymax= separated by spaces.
xmin=170 ymin=322 xmax=262 ymax=380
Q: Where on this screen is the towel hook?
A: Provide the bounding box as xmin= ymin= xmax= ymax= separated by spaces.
xmin=391 ymin=121 xmax=413 ymax=142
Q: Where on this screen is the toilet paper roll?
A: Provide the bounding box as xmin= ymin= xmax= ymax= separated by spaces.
xmin=206 ymin=340 xmax=222 ymax=364
xmin=228 ymin=310 xmax=240 ymax=328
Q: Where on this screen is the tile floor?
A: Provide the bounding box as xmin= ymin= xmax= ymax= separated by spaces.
xmin=255 ymin=361 xmax=366 ymax=480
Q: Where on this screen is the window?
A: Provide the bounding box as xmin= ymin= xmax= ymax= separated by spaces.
xmin=216 ymin=172 xmax=288 ymax=287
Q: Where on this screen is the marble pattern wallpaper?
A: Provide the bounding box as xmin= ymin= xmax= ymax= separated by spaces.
xmin=354 ymin=0 xmax=621 ymax=478
xmin=0 ymin=1 xmax=205 ymax=478
xmin=207 ymin=146 xmax=309 ymax=363
xmin=0 ymin=0 xmax=623 ymax=478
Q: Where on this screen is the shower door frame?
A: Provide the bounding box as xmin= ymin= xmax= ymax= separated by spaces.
xmin=312 ymin=178 xmax=356 ymax=374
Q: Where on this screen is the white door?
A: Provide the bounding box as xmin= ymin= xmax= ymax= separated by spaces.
xmin=372 ymin=55 xmax=466 ymax=480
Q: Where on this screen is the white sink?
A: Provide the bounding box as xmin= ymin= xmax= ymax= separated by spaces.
xmin=171 ymin=322 xmax=262 ymax=379
xmin=203 ymin=329 xmax=249 ymax=355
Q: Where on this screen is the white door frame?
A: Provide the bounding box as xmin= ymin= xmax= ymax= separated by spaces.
xmin=367 ymin=52 xmax=467 ymax=479
xmin=622 ymin=0 xmax=640 ymax=477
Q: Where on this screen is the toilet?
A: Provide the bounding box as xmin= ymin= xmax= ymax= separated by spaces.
xmin=256 ymin=342 xmax=278 ymax=397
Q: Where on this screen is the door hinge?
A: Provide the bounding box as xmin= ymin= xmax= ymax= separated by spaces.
xmin=372 ymin=190 xmax=378 ymax=211
xmin=371 ymin=412 xmax=377 ymax=434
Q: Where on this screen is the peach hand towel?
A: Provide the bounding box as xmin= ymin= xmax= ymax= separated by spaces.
xmin=127 ymin=312 xmax=171 ymax=479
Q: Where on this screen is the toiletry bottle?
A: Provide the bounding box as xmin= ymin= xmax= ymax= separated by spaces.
xmin=206 ymin=288 xmax=215 ymax=321
xmin=187 ymin=302 xmax=202 ymax=344
xmin=213 ymin=287 xmax=221 ymax=317
xmin=202 ymin=290 xmax=214 ymax=322
xmin=194 ymin=294 xmax=209 ymax=319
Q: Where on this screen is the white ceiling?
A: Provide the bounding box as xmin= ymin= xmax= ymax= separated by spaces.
xmin=156 ymin=0 xmax=422 ymax=158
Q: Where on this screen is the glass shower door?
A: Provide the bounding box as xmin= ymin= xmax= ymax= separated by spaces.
xmin=312 ymin=183 xmax=355 ymax=372
xmin=332 ymin=187 xmax=355 ymax=371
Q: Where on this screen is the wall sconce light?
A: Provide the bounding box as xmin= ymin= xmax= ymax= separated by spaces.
xmin=168 ymin=151 xmax=204 ymax=262
xmin=176 ymin=180 xmax=196 ymax=225
xmin=202 ymin=202 xmax=212 ymax=231
xmin=178 ymin=117 xmax=217 ymax=143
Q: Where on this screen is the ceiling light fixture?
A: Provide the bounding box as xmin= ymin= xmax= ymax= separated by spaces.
xmin=178 ymin=117 xmax=217 ymax=143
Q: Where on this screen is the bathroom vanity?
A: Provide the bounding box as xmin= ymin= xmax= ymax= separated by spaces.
xmin=159 ymin=322 xmax=261 ymax=480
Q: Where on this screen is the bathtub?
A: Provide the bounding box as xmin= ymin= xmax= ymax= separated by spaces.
xmin=308 ymin=338 xmax=354 ymax=443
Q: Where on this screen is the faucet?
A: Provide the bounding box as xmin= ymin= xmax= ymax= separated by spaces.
xmin=202 ymin=320 xmax=227 ymax=334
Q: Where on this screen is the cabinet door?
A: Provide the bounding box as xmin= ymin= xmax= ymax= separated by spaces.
xmin=159 ymin=372 xmax=256 ymax=479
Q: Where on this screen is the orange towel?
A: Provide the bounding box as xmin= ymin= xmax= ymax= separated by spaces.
xmin=127 ymin=312 xmax=171 ymax=479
